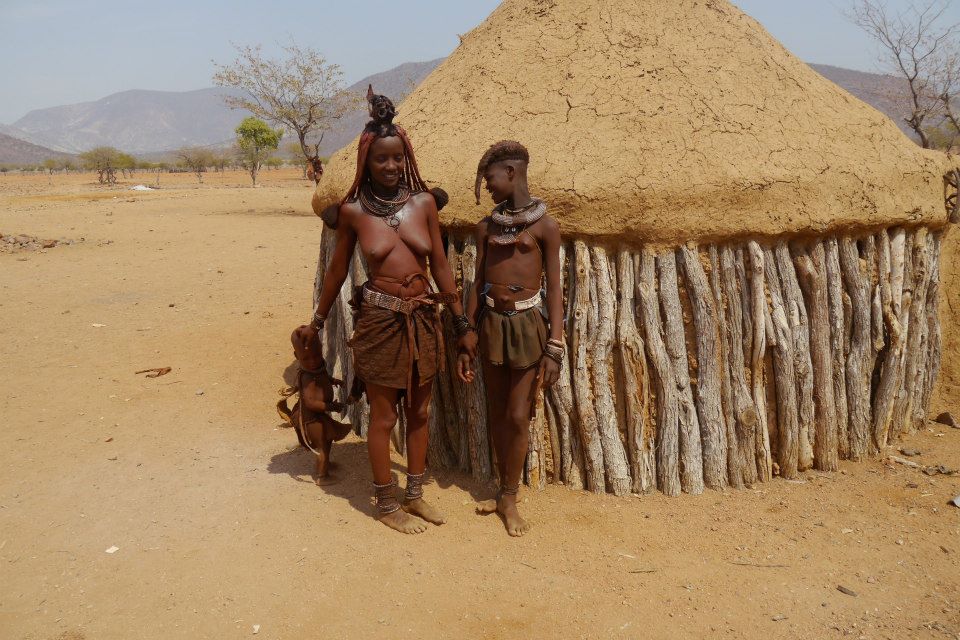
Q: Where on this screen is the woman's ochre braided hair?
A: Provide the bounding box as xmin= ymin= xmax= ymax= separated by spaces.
xmin=474 ymin=140 xmax=529 ymax=204
xmin=341 ymin=86 xmax=429 ymax=206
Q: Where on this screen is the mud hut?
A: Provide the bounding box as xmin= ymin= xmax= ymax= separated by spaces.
xmin=312 ymin=0 xmax=959 ymax=495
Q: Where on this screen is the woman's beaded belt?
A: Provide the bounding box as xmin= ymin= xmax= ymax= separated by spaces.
xmin=363 ymin=284 xmax=457 ymax=313
xmin=484 ymin=290 xmax=542 ymax=313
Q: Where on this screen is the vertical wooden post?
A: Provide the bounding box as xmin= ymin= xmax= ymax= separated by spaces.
xmin=638 ymin=249 xmax=681 ymax=496
xmin=570 ymin=240 xmax=606 ymax=492
xmin=590 ymin=246 xmax=632 ymax=495
xmin=795 ymin=241 xmax=839 ymax=471
xmin=680 ymin=244 xmax=728 ymax=490
xmin=616 ymin=249 xmax=656 ymax=493
xmin=839 ymin=237 xmax=871 ymax=461
xmin=659 ymin=251 xmax=705 ymax=494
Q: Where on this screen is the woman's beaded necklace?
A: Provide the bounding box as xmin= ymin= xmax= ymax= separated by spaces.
xmin=359 ymin=181 xmax=411 ymax=231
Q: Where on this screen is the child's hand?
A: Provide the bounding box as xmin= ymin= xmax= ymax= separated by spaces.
xmin=457 ymin=352 xmax=476 ymax=384
xmin=537 ymin=356 xmax=560 ymax=389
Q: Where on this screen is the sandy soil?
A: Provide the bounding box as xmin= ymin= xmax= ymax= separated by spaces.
xmin=1 ymin=169 xmax=958 ymax=640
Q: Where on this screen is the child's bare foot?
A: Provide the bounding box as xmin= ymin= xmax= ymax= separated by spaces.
xmin=379 ymin=508 xmax=428 ymax=534
xmin=476 ymin=491 xmax=530 ymax=537
xmin=403 ymin=496 xmax=446 ymax=525
xmin=315 ymin=474 xmax=339 ymax=486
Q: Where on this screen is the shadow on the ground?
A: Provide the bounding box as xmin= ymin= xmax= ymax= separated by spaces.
xmin=266 ymin=430 xmax=496 ymax=519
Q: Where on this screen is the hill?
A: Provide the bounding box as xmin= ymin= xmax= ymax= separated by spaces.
xmin=8 ymin=87 xmax=254 ymax=155
xmin=0 ymin=132 xmax=73 ymax=165
xmin=317 ymin=59 xmax=444 ymax=156
xmin=809 ymin=63 xmax=915 ymax=139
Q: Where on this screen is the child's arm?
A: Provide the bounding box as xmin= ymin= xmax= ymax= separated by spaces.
xmin=538 ymin=216 xmax=564 ymax=388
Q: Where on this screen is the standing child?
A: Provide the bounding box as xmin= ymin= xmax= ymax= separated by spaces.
xmin=457 ymin=140 xmax=564 ymax=537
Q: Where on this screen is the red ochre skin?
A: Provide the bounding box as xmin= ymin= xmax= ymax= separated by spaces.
xmin=459 ymin=156 xmax=564 ymax=537
xmin=312 ymin=135 xmax=474 ymax=534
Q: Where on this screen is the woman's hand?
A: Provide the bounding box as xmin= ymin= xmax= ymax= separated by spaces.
xmin=456 ymin=352 xmax=476 ymax=384
xmin=457 ymin=330 xmax=479 ymax=360
xmin=537 ymin=356 xmax=561 ymax=389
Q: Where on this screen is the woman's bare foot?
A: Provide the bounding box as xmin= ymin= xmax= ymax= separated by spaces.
xmin=476 ymin=493 xmax=530 ymax=537
xmin=402 ymin=497 xmax=446 ymax=525
xmin=379 ymin=508 xmax=428 ymax=534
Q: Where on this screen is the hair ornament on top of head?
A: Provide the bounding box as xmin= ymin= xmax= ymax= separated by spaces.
xmin=340 ymin=85 xmax=429 ymax=208
xmin=474 ymin=140 xmax=530 ymax=204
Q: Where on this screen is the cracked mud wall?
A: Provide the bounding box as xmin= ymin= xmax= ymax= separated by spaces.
xmin=313 ymin=0 xmax=949 ymax=244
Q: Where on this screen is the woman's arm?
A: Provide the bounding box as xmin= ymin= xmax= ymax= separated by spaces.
xmin=424 ymin=195 xmax=465 ymax=316
xmin=313 ymin=208 xmax=357 ymax=323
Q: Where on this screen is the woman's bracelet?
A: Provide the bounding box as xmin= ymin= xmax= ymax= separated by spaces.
xmin=310 ymin=312 xmax=326 ymax=331
xmin=453 ymin=314 xmax=476 ymax=337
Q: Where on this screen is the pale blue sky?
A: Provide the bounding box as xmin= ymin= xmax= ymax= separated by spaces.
xmin=0 ymin=0 xmax=956 ymax=124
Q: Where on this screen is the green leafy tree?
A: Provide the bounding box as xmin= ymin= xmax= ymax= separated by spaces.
xmin=79 ymin=147 xmax=127 ymax=184
xmin=213 ymin=42 xmax=358 ymax=183
xmin=263 ymin=156 xmax=284 ymax=170
xmin=235 ymin=117 xmax=282 ymax=186
xmin=117 ymin=152 xmax=136 ymax=178
xmin=42 ymin=158 xmax=58 ymax=175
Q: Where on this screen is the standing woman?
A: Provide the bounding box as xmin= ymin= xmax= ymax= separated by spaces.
xmin=308 ymin=88 xmax=478 ymax=534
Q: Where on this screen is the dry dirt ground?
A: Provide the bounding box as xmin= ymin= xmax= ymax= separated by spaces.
xmin=1 ymin=169 xmax=958 ymax=640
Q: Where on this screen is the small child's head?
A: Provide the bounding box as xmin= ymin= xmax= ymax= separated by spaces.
xmin=475 ymin=140 xmax=529 ymax=205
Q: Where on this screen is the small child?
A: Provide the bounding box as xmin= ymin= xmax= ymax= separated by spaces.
xmin=457 ymin=140 xmax=564 ymax=537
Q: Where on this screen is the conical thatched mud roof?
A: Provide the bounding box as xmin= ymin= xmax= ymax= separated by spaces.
xmin=314 ymin=0 xmax=951 ymax=243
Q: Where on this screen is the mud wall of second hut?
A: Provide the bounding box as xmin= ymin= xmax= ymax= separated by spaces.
xmin=314 ymin=224 xmax=945 ymax=495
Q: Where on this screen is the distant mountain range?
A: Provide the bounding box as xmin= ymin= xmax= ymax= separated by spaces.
xmin=808 ymin=64 xmax=912 ymax=136
xmin=0 ymin=59 xmax=920 ymax=165
xmin=0 ymin=132 xmax=73 ymax=165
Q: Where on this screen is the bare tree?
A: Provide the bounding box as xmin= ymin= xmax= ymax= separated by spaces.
xmin=847 ymin=0 xmax=959 ymax=149
xmin=177 ymin=147 xmax=215 ymax=183
xmin=212 ymin=42 xmax=359 ymax=183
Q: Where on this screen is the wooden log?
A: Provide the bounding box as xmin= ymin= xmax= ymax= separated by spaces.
xmin=916 ymin=231 xmax=943 ymax=428
xmin=638 ymin=249 xmax=681 ymax=496
xmin=824 ymin=238 xmax=850 ymax=460
xmin=889 ymin=231 xmax=917 ymax=438
xmin=899 ymin=227 xmax=932 ymax=437
xmin=735 ymin=248 xmax=754 ymax=385
xmin=590 ymin=246 xmax=632 ymax=496
xmin=680 ymin=244 xmax=728 ymax=490
xmin=795 ymin=242 xmax=839 ymax=471
xmin=458 ymin=235 xmax=492 ymax=479
xmin=871 ymin=229 xmax=910 ymax=449
xmin=763 ymin=246 xmax=801 ymax=478
xmin=548 ymin=243 xmax=584 ymax=489
xmin=710 ymin=246 xmax=744 ymax=489
xmin=659 ymin=251 xmax=705 ymax=494
xmin=839 ymin=236 xmax=871 ymax=461
xmin=776 ymin=242 xmax=814 ymax=471
xmin=427 ymin=385 xmax=457 ymax=470
xmin=543 ymin=392 xmax=562 ymax=483
xmin=747 ymin=242 xmax=773 ymax=482
xmin=890 ymin=228 xmax=906 ymax=314
xmin=616 ymin=249 xmax=656 ymax=493
xmin=724 ymin=245 xmax=760 ymax=486
xmin=570 ymin=240 xmax=606 ymax=492
xmin=527 ymin=393 xmax=548 ymax=489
